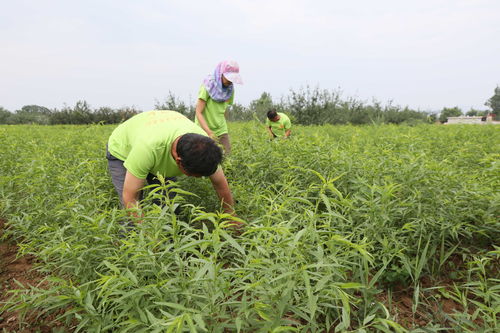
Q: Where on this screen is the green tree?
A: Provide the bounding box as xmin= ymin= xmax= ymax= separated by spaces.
xmin=155 ymin=91 xmax=193 ymax=119
xmin=248 ymin=92 xmax=274 ymax=122
xmin=466 ymin=109 xmax=478 ymax=116
xmin=286 ymin=86 xmax=341 ymax=125
xmin=485 ymin=85 xmax=500 ymax=116
xmin=427 ymin=113 xmax=438 ymax=123
xmin=13 ymin=105 xmax=52 ymax=124
xmin=439 ymin=106 xmax=462 ymax=123
xmin=466 ymin=108 xmax=488 ymax=117
xmin=71 ymin=100 xmax=93 ymax=124
xmin=0 ymin=106 xmax=12 ymax=124
xmin=226 ymin=103 xmax=251 ymax=121
xmin=49 ymin=101 xmax=93 ymax=124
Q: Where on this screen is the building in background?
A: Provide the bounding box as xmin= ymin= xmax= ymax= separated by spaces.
xmin=446 ymin=114 xmax=498 ymax=124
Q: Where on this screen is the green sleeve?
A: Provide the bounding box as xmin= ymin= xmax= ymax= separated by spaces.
xmin=284 ymin=118 xmax=292 ymax=129
xmin=228 ymin=90 xmax=234 ymax=105
xmin=198 ymin=85 xmax=209 ymax=101
xmin=123 ymin=146 xmax=154 ymax=179
xmin=265 ymin=118 xmax=270 ymax=126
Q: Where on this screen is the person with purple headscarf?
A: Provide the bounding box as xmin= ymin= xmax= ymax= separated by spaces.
xmin=195 ymin=60 xmax=243 ymax=155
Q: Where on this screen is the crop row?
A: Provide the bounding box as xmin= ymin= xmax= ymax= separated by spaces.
xmin=0 ymin=123 xmax=498 ymax=332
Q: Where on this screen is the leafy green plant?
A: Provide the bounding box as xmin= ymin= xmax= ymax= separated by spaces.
xmin=0 ymin=123 xmax=498 ymax=331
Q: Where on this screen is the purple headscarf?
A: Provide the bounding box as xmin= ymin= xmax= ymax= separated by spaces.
xmin=203 ymin=60 xmax=242 ymax=102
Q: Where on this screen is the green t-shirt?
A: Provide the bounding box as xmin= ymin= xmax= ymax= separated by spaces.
xmin=195 ymin=85 xmax=234 ymax=137
xmin=266 ymin=113 xmax=292 ymax=137
xmin=108 ymin=110 xmax=207 ymax=179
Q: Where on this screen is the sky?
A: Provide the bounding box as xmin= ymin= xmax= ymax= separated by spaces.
xmin=1 ymin=0 xmax=499 ymax=113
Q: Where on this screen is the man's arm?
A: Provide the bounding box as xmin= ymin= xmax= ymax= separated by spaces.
xmin=195 ymin=98 xmax=215 ymax=139
xmin=267 ymin=126 xmax=276 ymax=138
xmin=209 ymin=168 xmax=245 ymax=231
xmin=284 ymin=129 xmax=291 ymax=138
xmin=122 ymin=171 xmax=146 ymax=218
xmin=208 ymin=168 xmax=235 ymax=214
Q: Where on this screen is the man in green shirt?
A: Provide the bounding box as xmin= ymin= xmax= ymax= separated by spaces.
xmin=266 ymin=109 xmax=292 ymax=139
xmin=107 ymin=110 xmax=239 ymax=225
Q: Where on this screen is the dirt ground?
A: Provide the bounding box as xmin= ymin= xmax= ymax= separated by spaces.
xmin=0 ymin=219 xmax=71 ymax=332
xmin=375 ymin=277 xmax=466 ymax=329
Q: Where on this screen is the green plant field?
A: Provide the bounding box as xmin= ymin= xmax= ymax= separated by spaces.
xmin=0 ymin=122 xmax=498 ymax=332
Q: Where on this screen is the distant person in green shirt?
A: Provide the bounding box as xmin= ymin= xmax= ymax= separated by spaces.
xmin=107 ymin=110 xmax=241 ymax=227
xmin=195 ymin=60 xmax=243 ymax=155
xmin=266 ymin=109 xmax=292 ymax=139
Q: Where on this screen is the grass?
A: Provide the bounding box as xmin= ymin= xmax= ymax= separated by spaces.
xmin=0 ymin=122 xmax=498 ymax=332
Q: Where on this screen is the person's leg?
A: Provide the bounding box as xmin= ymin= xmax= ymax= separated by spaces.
xmin=218 ymin=133 xmax=231 ymax=155
xmin=106 ymin=147 xmax=127 ymax=207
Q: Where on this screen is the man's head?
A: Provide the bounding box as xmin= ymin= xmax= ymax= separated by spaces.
xmin=267 ymin=109 xmax=279 ymax=122
xmin=176 ymin=134 xmax=223 ymax=177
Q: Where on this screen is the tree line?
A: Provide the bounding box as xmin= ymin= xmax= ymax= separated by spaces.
xmin=0 ymin=101 xmax=139 ymax=125
xmin=1 ymin=86 xmax=498 ymax=125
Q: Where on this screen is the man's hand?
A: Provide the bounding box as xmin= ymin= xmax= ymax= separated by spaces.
xmin=207 ymin=130 xmax=217 ymax=141
xmin=122 ymin=171 xmax=146 ymax=222
xmin=209 ymin=168 xmax=235 ymax=215
xmin=267 ymin=126 xmax=276 ymax=139
xmin=195 ymin=99 xmax=217 ymax=140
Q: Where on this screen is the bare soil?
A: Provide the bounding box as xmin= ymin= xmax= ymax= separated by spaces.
xmin=0 ymin=219 xmax=72 ymax=332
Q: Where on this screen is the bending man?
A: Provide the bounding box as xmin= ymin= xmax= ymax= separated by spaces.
xmin=266 ymin=109 xmax=292 ymax=139
xmin=106 ymin=110 xmax=238 ymax=223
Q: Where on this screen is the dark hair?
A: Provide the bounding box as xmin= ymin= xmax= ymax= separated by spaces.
xmin=267 ymin=109 xmax=278 ymax=120
xmin=177 ymin=133 xmax=223 ymax=176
